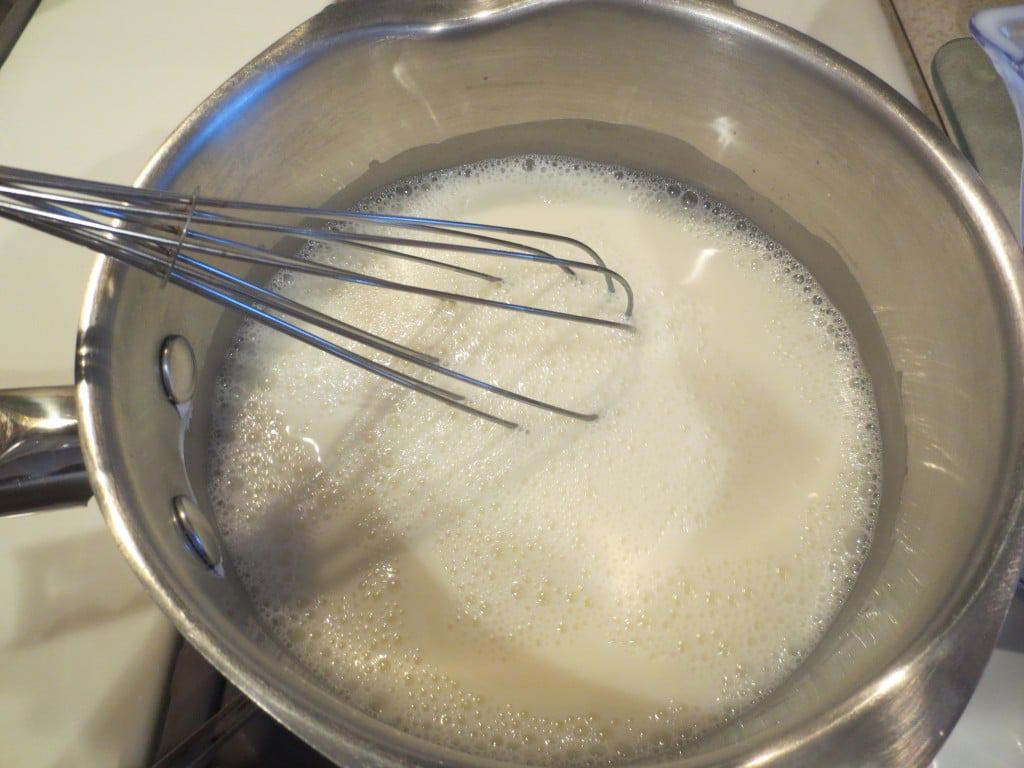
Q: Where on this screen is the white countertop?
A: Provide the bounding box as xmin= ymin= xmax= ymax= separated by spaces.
xmin=0 ymin=3 xmax=328 ymax=766
xmin=0 ymin=2 xmax=1015 ymax=767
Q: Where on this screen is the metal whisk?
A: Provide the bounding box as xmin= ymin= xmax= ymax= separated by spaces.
xmin=0 ymin=166 xmax=633 ymax=428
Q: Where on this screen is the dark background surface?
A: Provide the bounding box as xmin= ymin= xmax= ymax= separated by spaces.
xmin=0 ymin=0 xmax=39 ymax=68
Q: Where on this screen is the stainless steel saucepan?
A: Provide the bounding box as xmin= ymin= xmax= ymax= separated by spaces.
xmin=2 ymin=1 xmax=1022 ymax=766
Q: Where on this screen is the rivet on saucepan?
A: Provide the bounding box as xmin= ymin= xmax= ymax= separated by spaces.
xmin=173 ymin=495 xmax=223 ymax=573
xmin=160 ymin=335 xmax=196 ymax=405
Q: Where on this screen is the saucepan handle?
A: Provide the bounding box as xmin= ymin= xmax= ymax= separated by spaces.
xmin=0 ymin=386 xmax=91 ymax=515
xmin=971 ymin=5 xmax=1024 ymax=242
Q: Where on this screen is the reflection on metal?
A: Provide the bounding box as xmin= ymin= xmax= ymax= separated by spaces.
xmin=711 ymin=116 xmax=737 ymax=153
xmin=873 ymin=665 xmax=909 ymax=697
xmin=172 ymin=495 xmax=223 ymax=573
xmin=160 ymin=335 xmax=197 ymax=406
xmin=0 ymin=386 xmax=90 ymax=514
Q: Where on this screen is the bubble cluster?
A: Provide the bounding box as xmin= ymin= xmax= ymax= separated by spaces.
xmin=208 ymin=155 xmax=882 ymax=766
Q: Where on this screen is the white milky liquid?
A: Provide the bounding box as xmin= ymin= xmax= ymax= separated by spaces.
xmin=208 ymin=157 xmax=881 ymax=765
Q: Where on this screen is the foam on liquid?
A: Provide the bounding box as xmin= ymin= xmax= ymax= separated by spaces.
xmin=208 ymin=157 xmax=881 ymax=765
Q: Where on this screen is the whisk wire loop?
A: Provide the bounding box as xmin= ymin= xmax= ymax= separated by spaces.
xmin=0 ymin=165 xmax=634 ymax=428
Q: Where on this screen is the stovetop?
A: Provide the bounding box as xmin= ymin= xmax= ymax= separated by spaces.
xmin=0 ymin=2 xmax=1020 ymax=767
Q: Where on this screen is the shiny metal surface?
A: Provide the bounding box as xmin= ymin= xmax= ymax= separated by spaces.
xmin=0 ymin=165 xmax=632 ymax=427
xmin=172 ymin=495 xmax=223 ymax=573
xmin=0 ymin=386 xmax=90 ymax=514
xmin=161 ymin=336 xmax=197 ymax=406
xmin=64 ymin=0 xmax=1024 ymax=766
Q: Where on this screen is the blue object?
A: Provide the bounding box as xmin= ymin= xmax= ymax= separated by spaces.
xmin=972 ymin=7 xmax=1024 ymax=243
xmin=971 ymin=7 xmax=1024 ymax=593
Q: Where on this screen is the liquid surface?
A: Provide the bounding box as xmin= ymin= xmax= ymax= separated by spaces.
xmin=209 ymin=157 xmax=881 ymax=765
